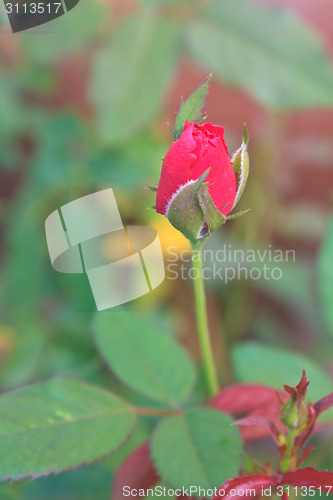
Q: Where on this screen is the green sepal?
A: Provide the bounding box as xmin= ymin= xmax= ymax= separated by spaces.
xmin=231 ymin=124 xmax=249 ymax=210
xmin=173 ymin=74 xmax=212 ymax=140
xmin=145 ymin=185 xmax=158 ymax=192
xmin=197 ymin=183 xmax=226 ymax=234
xmin=195 ymin=167 xmax=226 ymax=235
xmin=242 ymin=122 xmax=249 ymax=144
xmin=167 ymin=182 xmax=205 ymax=240
xmin=281 ymin=399 xmax=299 ymax=429
xmin=166 ymin=167 xmax=232 ymax=240
xmin=194 ymin=167 xmax=210 ymax=191
xmin=226 ymin=208 xmax=251 ymax=220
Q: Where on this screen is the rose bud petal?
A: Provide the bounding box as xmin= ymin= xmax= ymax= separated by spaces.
xmin=156 ymin=121 xmax=237 ymax=240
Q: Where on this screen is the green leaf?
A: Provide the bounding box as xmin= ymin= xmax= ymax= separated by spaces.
xmin=91 ymin=11 xmax=180 ymax=146
xmin=173 ymin=73 xmax=212 ymax=140
xmin=151 ymin=408 xmax=242 ymax=494
xmin=93 ymin=311 xmax=196 ymax=407
xmin=91 ymin=132 xmax=168 ymax=189
xmin=0 ymin=377 xmax=136 ymax=482
xmin=23 ymin=464 xmax=112 ymax=500
xmin=318 ymin=218 xmax=333 ymax=339
xmin=0 ymin=323 xmax=47 ymax=391
xmin=232 ymin=342 xmax=333 ymax=419
xmin=186 ymin=0 xmax=333 ymax=109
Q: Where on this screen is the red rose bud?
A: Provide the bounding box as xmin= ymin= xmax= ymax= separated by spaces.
xmin=281 ymin=371 xmax=310 ymax=429
xmin=284 ymin=370 xmax=310 ymax=400
xmin=156 ymin=121 xmax=249 ymax=240
xmin=281 ymin=398 xmax=300 ymax=429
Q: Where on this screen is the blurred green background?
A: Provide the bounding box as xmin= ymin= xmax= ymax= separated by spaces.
xmin=1 ymin=0 xmax=333 ymax=498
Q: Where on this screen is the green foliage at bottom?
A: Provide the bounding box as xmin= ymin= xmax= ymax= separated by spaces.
xmin=151 ymin=408 xmax=242 ymax=495
xmin=0 ymin=377 xmax=136 ymax=482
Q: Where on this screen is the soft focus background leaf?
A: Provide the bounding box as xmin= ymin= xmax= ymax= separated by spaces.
xmin=93 ymin=311 xmax=196 ymax=406
xmin=91 ymin=10 xmax=180 ymax=146
xmin=0 ymin=377 xmax=136 ymax=482
xmin=21 ymin=464 xmax=112 ymax=500
xmin=151 ymin=408 xmax=242 ymax=494
xmin=17 ymin=0 xmax=106 ymax=62
xmin=318 ymin=218 xmax=333 ymax=339
xmin=186 ymin=0 xmax=333 ymax=108
xmin=232 ymin=342 xmax=333 ymax=419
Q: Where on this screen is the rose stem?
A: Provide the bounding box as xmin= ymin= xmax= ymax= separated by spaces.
xmin=191 ymin=239 xmax=219 ymax=397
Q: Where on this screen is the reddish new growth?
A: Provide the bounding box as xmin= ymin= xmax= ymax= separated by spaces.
xmin=112 ymin=371 xmax=333 ymax=499
xmin=212 ymin=371 xmax=333 ymax=500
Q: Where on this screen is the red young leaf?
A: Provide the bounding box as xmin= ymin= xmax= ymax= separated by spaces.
xmin=243 ymin=404 xmax=289 ymax=441
xmin=296 ymin=370 xmax=310 ymax=395
xmin=112 ymin=442 xmax=159 ymax=499
xmin=212 ymin=475 xmax=278 ymax=500
xmin=314 ymin=393 xmax=333 ymax=417
xmin=233 ymin=416 xmax=279 ymax=443
xmin=210 ymin=384 xmax=285 ymax=415
xmin=210 ymin=384 xmax=287 ymax=441
xmin=283 ymin=468 xmax=333 ymax=490
xmin=284 ymin=370 xmax=310 ymax=400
